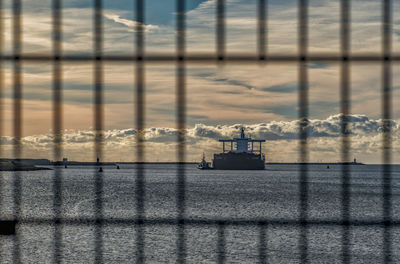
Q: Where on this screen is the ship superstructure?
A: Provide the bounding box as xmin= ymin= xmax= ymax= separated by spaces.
xmin=213 ymin=128 xmax=266 ymax=170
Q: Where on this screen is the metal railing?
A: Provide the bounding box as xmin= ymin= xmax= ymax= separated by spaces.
xmin=0 ymin=0 xmax=396 ymax=263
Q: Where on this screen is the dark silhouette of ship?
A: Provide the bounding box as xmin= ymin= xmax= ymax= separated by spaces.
xmin=197 ymin=153 xmax=212 ymax=170
xmin=212 ymin=128 xmax=266 ymax=170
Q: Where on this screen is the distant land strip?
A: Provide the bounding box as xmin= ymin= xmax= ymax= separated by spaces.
xmin=0 ymin=159 xmax=369 ymax=166
xmin=266 ymin=162 xmax=365 ymax=165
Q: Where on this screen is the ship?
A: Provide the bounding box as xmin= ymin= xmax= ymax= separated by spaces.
xmin=212 ymin=128 xmax=266 ymax=170
xmin=197 ymin=153 xmax=212 ymax=170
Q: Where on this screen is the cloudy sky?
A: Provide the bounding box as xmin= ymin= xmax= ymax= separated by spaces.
xmin=0 ymin=0 xmax=399 ymax=163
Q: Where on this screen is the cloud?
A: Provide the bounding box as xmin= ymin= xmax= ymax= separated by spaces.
xmin=1 ymin=114 xmax=399 ymax=163
xmin=261 ymin=83 xmax=297 ymax=93
xmin=189 ymin=114 xmax=400 ymax=141
xmin=104 ymin=13 xmax=160 ymax=32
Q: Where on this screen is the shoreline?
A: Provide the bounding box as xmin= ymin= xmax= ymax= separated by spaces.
xmin=266 ymin=162 xmax=365 ymax=165
xmin=55 ymin=162 xmax=366 ymax=166
xmin=4 ymin=158 xmax=400 ymax=166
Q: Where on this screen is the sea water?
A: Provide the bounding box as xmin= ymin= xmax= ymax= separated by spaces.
xmin=0 ymin=164 xmax=400 ymax=263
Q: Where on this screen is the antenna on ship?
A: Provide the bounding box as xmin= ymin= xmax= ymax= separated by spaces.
xmin=240 ymin=127 xmax=245 ymax=139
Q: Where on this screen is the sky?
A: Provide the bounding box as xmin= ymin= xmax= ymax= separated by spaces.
xmin=0 ymin=0 xmax=399 ymax=163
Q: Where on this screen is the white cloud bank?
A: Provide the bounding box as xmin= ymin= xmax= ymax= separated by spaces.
xmin=1 ymin=114 xmax=399 ymax=163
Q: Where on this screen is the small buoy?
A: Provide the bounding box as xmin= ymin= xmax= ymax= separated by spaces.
xmin=116 ymin=165 xmax=120 ymax=170
xmin=327 ymin=165 xmax=330 ymax=169
xmin=99 ymin=167 xmax=103 ymax=172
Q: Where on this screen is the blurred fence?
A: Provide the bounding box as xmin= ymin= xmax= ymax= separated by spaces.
xmin=0 ymin=0 xmax=396 ymax=263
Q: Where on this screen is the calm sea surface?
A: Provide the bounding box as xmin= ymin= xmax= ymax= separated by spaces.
xmin=1 ymin=164 xmax=400 ymax=263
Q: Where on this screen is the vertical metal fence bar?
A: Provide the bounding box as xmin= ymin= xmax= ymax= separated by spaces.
xmin=216 ymin=0 xmax=226 ymax=260
xmin=176 ymin=0 xmax=186 ymax=263
xmin=52 ymin=0 xmax=63 ymax=263
xmin=12 ymin=0 xmax=22 ymax=262
xmin=340 ymin=0 xmax=351 ymax=263
xmin=258 ymin=1 xmax=267 ymax=260
xmin=217 ymin=222 xmax=226 ymax=264
xmin=258 ymin=0 xmax=266 ymax=60
xmin=298 ymin=0 xmax=309 ymax=263
xmin=382 ymin=0 xmax=392 ymax=263
xmin=94 ymin=0 xmax=104 ymax=263
xmin=135 ymin=0 xmax=145 ymax=262
xmin=258 ymin=222 xmax=267 ymax=264
xmin=0 ymin=0 xmax=4 ymax=261
xmin=216 ymin=0 xmax=225 ymax=60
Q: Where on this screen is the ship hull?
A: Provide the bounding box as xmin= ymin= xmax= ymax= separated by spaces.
xmin=213 ymin=152 xmax=265 ymax=170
